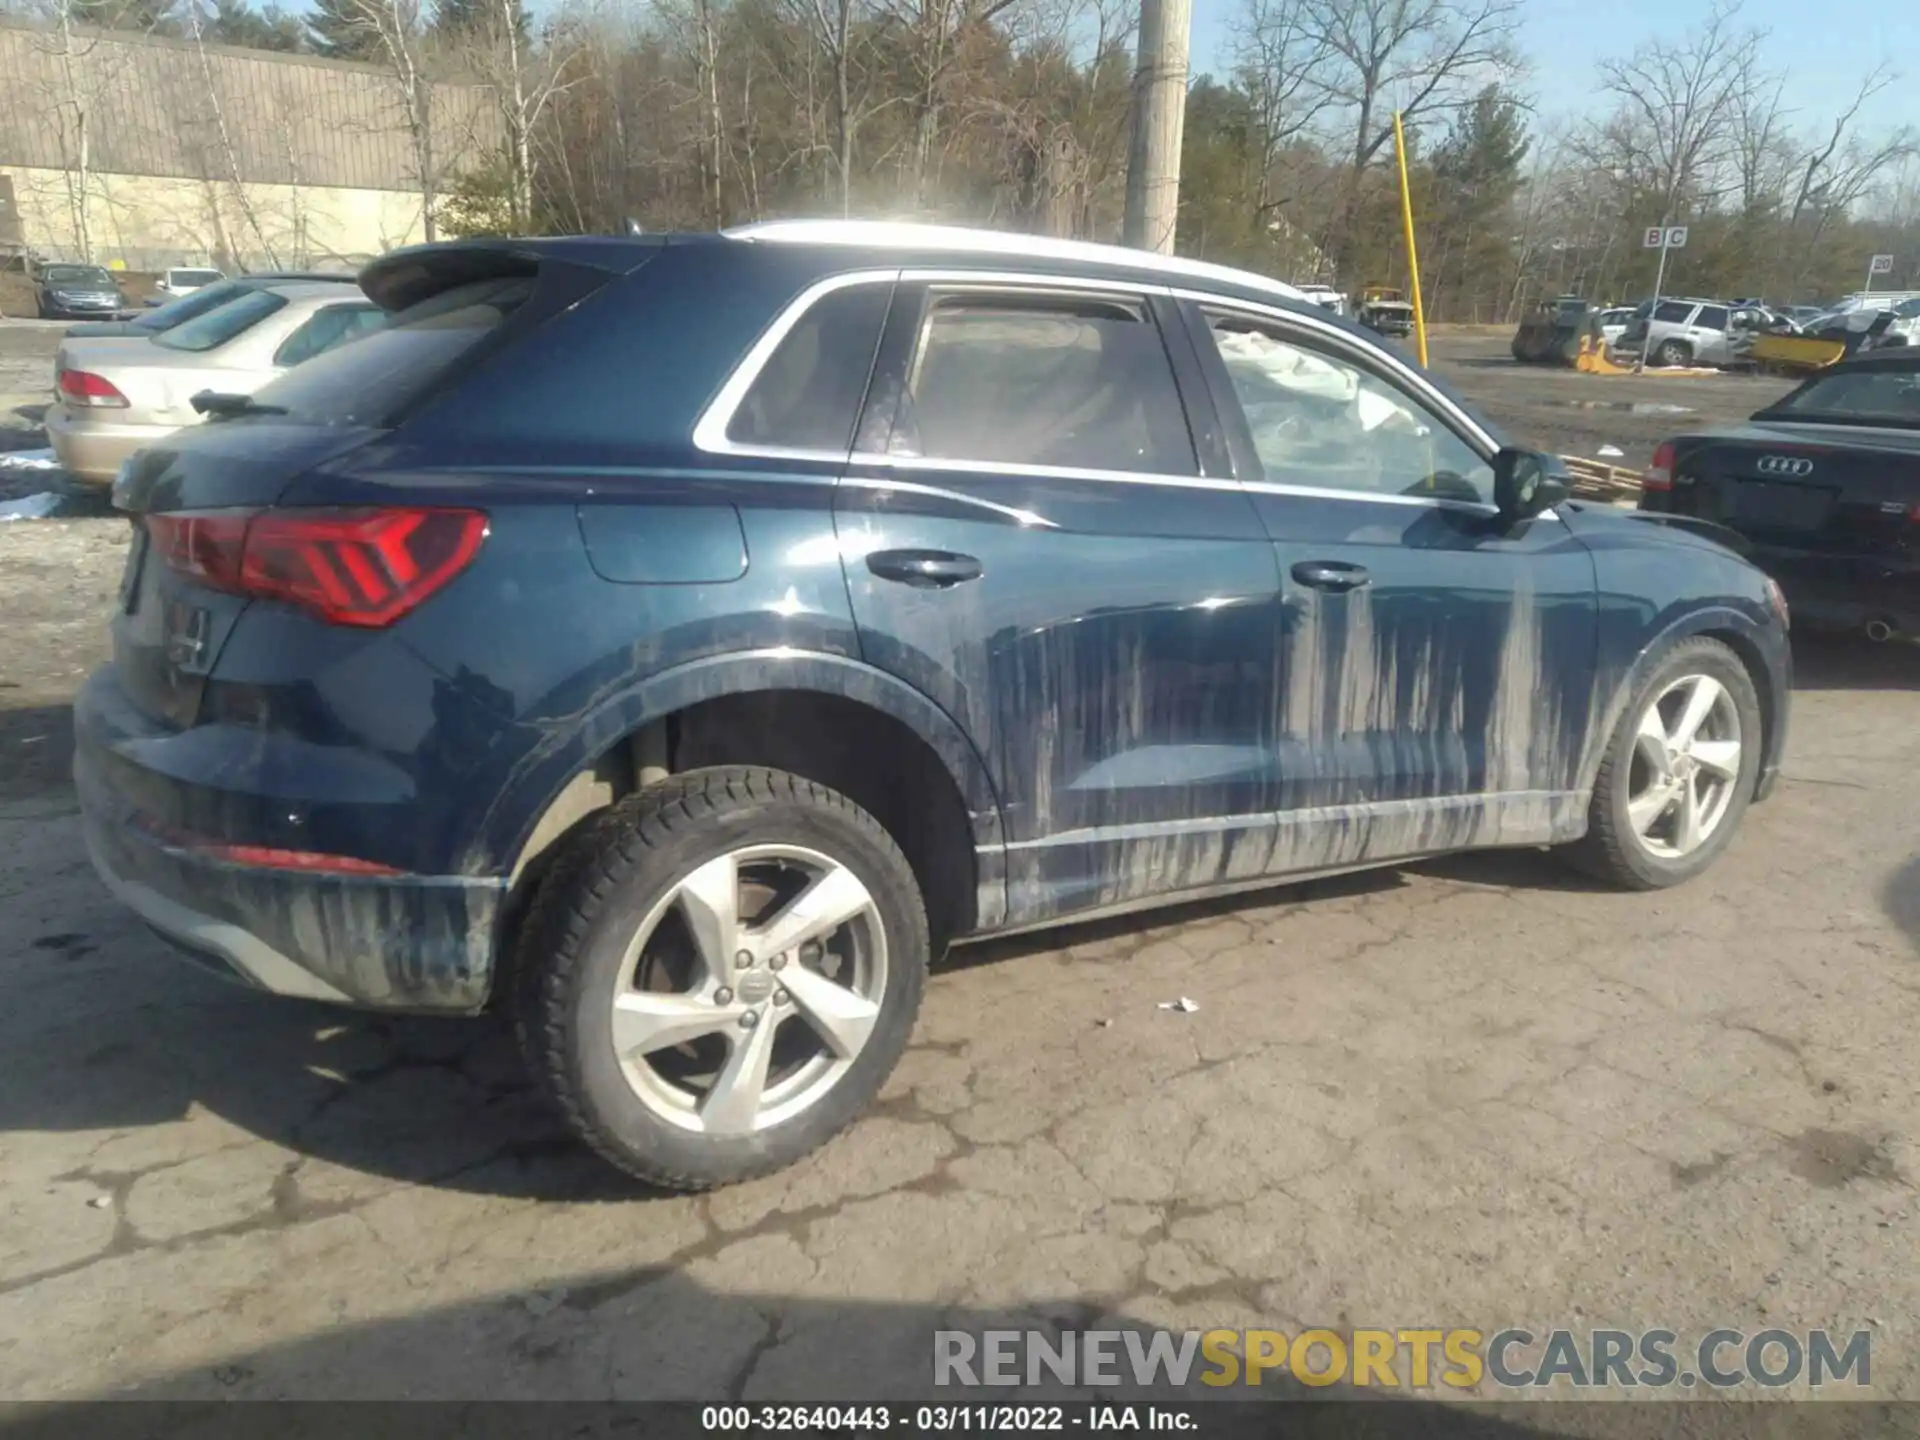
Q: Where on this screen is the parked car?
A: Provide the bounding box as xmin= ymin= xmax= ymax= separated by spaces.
xmin=1295 ymin=284 xmax=1347 ymax=317
xmin=64 ymin=271 xmax=360 ymax=340
xmin=1640 ymin=350 xmax=1920 ymax=641
xmin=1598 ymin=307 xmax=1636 ymax=345
xmin=33 ymin=263 xmax=131 ymax=320
xmin=1357 ymin=285 xmax=1415 ymax=337
xmin=146 ymin=266 xmax=225 ymax=306
xmin=47 ymin=280 xmax=386 ymax=485
xmin=1616 ymin=298 xmax=1768 ymax=368
xmin=76 ymin=223 xmax=1791 ymax=1190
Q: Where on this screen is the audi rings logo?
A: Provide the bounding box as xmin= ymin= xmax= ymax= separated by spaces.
xmin=1757 ymin=455 xmax=1814 ymax=477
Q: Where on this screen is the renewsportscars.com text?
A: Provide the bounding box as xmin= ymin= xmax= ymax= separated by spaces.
xmin=934 ymin=1327 xmax=1872 ymax=1391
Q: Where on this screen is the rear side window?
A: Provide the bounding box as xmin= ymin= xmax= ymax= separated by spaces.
xmin=250 ymin=277 xmax=531 ymax=426
xmin=154 ymin=288 xmax=287 ymax=352
xmin=1697 ymin=305 xmax=1730 ymax=330
xmin=727 ymin=284 xmax=888 ymax=452
xmin=1653 ymin=301 xmax=1693 ymax=324
xmin=272 ymin=304 xmax=385 ymax=367
xmin=876 ymin=291 xmax=1195 ymax=475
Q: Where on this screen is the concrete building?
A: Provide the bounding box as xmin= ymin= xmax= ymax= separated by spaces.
xmin=0 ymin=23 xmax=498 ymax=272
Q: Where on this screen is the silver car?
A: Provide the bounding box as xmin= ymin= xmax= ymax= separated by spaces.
xmin=47 ymin=280 xmax=385 ymax=485
xmin=1620 ymin=298 xmax=1768 ymax=368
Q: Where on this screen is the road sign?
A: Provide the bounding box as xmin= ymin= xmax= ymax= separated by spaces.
xmin=1665 ymin=226 xmax=1688 ymax=249
xmin=1643 ymin=226 xmax=1689 ymax=249
xmin=1644 ymin=227 xmax=1664 ymax=248
xmin=1870 ymin=254 xmax=1894 ymax=275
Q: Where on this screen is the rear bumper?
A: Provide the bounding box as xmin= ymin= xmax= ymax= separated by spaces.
xmin=74 ymin=669 xmax=505 ymax=1013
xmin=1765 ymin=552 xmax=1920 ymax=638
xmin=45 ymin=407 xmax=175 ymax=484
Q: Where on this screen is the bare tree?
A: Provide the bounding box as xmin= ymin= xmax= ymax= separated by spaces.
xmin=1226 ymin=0 xmax=1333 ymax=224
xmin=1589 ymin=0 xmax=1762 ymax=220
xmin=1300 ymin=0 xmax=1521 ymax=176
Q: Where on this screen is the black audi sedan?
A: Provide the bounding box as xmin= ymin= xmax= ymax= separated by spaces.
xmin=1640 ymin=350 xmax=1920 ymax=642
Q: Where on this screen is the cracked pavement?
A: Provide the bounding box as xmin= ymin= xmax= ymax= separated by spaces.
xmin=2 ymin=332 xmax=1918 ymax=1414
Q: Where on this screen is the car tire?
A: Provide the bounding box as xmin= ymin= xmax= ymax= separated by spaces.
xmin=512 ymin=765 xmax=928 ymax=1190
xmin=1564 ymin=637 xmax=1763 ymax=890
xmin=1653 ymin=339 xmax=1692 ymax=368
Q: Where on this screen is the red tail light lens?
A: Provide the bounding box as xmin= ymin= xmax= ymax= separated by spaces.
xmin=146 ymin=507 xmax=487 ymax=627
xmin=134 ymin=815 xmax=403 ymax=875
xmin=1643 ymin=442 xmax=1675 ymax=493
xmin=59 ymin=369 xmax=129 ymax=409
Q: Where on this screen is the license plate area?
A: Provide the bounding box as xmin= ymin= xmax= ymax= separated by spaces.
xmin=1734 ymin=480 xmax=1834 ymax=532
xmin=120 ymin=524 xmax=150 ymax=614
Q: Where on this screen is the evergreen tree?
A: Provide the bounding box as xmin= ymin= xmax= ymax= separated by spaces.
xmin=305 ymin=0 xmax=385 ymax=61
xmin=200 ymin=0 xmax=303 ymax=51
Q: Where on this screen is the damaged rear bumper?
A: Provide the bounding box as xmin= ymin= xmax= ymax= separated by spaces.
xmin=74 ymin=673 xmax=505 ymax=1013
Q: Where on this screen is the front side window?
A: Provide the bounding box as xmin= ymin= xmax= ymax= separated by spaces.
xmin=875 ymin=290 xmax=1196 ymax=475
xmin=727 ymin=283 xmax=889 ymax=452
xmin=1697 ymin=305 xmax=1731 ymax=330
xmin=1201 ymin=311 xmax=1494 ymax=506
xmin=1654 ymin=301 xmax=1694 ymax=324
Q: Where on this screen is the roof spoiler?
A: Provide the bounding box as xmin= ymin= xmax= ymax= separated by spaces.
xmin=357 ymin=238 xmax=650 ymax=313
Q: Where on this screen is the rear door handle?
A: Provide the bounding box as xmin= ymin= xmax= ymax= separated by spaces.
xmin=866 ymin=549 xmax=984 ymax=589
xmin=1291 ymin=560 xmax=1370 ymax=592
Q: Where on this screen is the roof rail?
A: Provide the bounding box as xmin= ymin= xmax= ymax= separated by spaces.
xmin=725 ymin=219 xmax=1306 ymax=303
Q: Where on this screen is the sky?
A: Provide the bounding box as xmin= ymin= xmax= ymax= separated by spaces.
xmin=1188 ymin=0 xmax=1914 ymax=135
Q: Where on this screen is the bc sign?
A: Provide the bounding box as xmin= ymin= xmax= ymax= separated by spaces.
xmin=1644 ymin=226 xmax=1688 ymax=249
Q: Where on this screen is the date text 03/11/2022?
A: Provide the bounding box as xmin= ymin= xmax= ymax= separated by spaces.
xmin=699 ymin=1405 xmax=1193 ymax=1431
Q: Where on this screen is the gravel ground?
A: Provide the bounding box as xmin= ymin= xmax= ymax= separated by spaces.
xmin=1 ymin=317 xmax=1916 ymax=1419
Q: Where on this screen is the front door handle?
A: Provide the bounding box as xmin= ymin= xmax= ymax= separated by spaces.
xmin=1291 ymin=560 xmax=1370 ymax=592
xmin=867 ymin=549 xmax=984 ymax=589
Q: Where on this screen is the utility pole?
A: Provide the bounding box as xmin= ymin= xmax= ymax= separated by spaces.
xmin=1122 ymin=0 xmax=1191 ymax=254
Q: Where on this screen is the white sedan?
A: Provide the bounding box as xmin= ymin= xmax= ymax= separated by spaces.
xmin=47 ymin=280 xmax=385 ymax=486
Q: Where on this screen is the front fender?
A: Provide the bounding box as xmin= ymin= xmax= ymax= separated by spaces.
xmin=467 ymin=646 xmax=1007 ymax=882
xmin=1575 ymin=601 xmax=1792 ymax=802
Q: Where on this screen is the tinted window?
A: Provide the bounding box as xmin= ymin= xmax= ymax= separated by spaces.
xmin=1696 ymin=305 xmax=1730 ymax=330
xmin=1201 ymin=311 xmax=1494 ymax=506
xmin=250 ymin=277 xmax=530 ymax=427
xmin=1763 ymin=369 xmax=1920 ymax=427
xmin=154 ymin=288 xmax=288 ymax=352
xmin=728 ymin=284 xmax=888 ymax=451
xmin=1654 ymin=301 xmax=1694 ymax=324
xmin=169 ymin=269 xmax=223 ymax=286
xmin=877 ymin=291 xmax=1194 ymax=475
xmin=272 ymin=304 xmax=385 ymax=367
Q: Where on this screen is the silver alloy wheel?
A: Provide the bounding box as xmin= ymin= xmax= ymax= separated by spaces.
xmin=1626 ymin=672 xmax=1744 ymax=859
xmin=611 ymin=844 xmax=887 ymax=1135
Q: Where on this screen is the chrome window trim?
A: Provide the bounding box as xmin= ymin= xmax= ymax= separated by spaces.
xmin=691 ymin=268 xmax=901 ymax=458
xmin=693 ymin=266 xmax=1530 ymax=520
xmin=840 ymin=475 xmax=1061 ymax=529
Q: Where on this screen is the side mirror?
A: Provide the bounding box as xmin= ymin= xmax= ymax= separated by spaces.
xmin=1492 ymin=447 xmax=1572 ymax=525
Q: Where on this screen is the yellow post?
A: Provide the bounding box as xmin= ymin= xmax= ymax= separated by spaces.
xmin=1392 ymin=111 xmax=1429 ymax=368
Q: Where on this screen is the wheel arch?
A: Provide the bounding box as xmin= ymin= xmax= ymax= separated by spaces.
xmin=480 ymin=649 xmax=1007 ymax=962
xmin=1577 ymin=605 xmax=1783 ymax=802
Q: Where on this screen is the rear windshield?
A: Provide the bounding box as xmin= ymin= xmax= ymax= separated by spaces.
xmin=1760 ymin=369 xmax=1920 ymax=428
xmin=135 ymin=278 xmax=249 ymax=330
xmin=247 ymin=276 xmax=532 ymax=426
xmin=154 ymin=288 xmax=288 ymax=352
xmin=44 ymin=265 xmax=115 ymax=287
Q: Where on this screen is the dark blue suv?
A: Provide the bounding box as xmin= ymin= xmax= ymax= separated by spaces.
xmin=76 ymin=221 xmax=1792 ymax=1188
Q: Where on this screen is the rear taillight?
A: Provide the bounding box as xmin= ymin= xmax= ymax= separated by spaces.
xmin=58 ymin=369 xmax=128 ymax=409
xmin=146 ymin=507 xmax=487 ymax=627
xmin=1643 ymin=441 xmax=1675 ymax=493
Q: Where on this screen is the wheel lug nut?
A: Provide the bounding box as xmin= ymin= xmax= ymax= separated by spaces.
xmin=736 ymin=949 xmax=756 ymax=969
xmin=800 ymin=941 xmax=823 ymax=964
xmin=739 ymin=1010 xmax=759 ymax=1029
xmin=713 ymin=987 xmax=733 ymax=1005
xmin=769 ymin=954 xmax=786 ymax=971
xmin=774 ymin=989 xmax=790 ymax=1006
